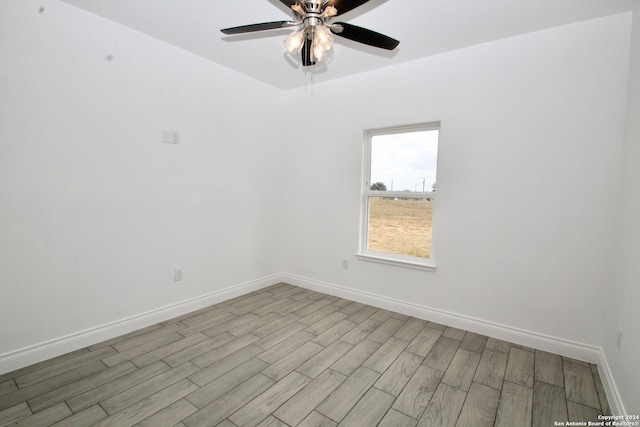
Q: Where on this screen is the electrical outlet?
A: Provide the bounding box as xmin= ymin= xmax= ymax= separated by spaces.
xmin=342 ymin=259 xmax=349 ymax=269
xmin=617 ymin=328 xmax=623 ymax=350
xmin=174 ymin=268 xmax=183 ymax=282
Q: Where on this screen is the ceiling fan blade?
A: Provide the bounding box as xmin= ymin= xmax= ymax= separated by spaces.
xmin=325 ymin=0 xmax=371 ymax=16
xmin=278 ymin=0 xmax=296 ymax=9
xmin=331 ymin=22 xmax=399 ymax=50
xmin=221 ymin=21 xmax=296 ymax=35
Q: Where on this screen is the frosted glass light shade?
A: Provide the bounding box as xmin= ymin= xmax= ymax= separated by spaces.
xmin=284 ymin=30 xmax=305 ymax=53
xmin=312 ymin=41 xmax=326 ymax=61
xmin=314 ymin=25 xmax=334 ymax=52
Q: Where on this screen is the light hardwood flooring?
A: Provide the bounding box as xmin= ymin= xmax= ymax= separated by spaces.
xmin=0 ymin=283 xmax=611 ymax=426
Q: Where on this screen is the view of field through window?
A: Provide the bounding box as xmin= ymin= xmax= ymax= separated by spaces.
xmin=366 ymin=127 xmax=438 ymax=260
xmin=368 ymin=197 xmax=434 ymax=258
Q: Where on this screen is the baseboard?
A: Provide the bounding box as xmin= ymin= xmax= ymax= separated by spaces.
xmin=1 ymin=271 xmax=625 ymax=415
xmin=0 ymin=274 xmax=282 ymax=375
xmin=283 ymin=273 xmax=630 ymax=413
xmin=282 ymin=273 xmax=604 ymax=362
xmin=596 ymin=350 xmax=627 ymax=416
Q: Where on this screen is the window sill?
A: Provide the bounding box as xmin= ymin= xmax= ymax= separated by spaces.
xmin=356 ymin=252 xmax=437 ymax=272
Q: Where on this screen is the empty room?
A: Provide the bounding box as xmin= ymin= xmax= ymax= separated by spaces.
xmin=1 ymin=0 xmax=639 ymax=425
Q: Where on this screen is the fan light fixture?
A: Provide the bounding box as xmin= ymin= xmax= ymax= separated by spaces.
xmin=284 ymin=25 xmax=335 ymax=63
xmin=221 ymin=0 xmax=400 ymax=68
xmin=283 ymin=1 xmax=337 ymax=64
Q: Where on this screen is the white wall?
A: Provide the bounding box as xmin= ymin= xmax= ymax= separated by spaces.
xmin=282 ymin=14 xmax=631 ymax=353
xmin=605 ymin=0 xmax=640 ymax=415
xmin=0 ymin=0 xmax=285 ymax=370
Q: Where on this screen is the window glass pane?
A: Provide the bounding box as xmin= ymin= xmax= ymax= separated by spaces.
xmin=367 ymin=196 xmax=434 ymax=259
xmin=370 ymin=130 xmax=438 ymax=193
xmin=366 ymin=128 xmax=438 ymax=261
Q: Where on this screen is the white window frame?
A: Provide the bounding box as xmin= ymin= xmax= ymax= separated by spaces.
xmin=357 ymin=122 xmax=439 ymax=271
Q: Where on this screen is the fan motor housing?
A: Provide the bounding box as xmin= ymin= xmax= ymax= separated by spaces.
xmin=301 ymin=0 xmax=324 ymax=27
xmin=303 ymin=15 xmax=323 ymax=27
xmin=303 ymin=0 xmax=323 ymax=14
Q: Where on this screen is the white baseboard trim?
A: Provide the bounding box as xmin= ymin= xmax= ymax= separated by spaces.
xmin=283 ymin=272 xmax=601 ymax=361
xmin=0 ymin=274 xmax=282 ymax=375
xmin=595 ymin=350 xmax=626 ymax=416
xmin=1 ymin=271 xmax=625 ymax=415
xmin=281 ymin=272 xmax=625 ymax=414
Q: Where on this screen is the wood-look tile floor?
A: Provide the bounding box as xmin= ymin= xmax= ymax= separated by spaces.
xmin=0 ymin=283 xmax=611 ymax=427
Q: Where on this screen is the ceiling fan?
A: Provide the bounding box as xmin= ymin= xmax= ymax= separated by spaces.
xmin=221 ymin=0 xmax=399 ymax=67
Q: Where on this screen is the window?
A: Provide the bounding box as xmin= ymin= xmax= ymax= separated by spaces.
xmin=358 ymin=123 xmax=439 ymax=270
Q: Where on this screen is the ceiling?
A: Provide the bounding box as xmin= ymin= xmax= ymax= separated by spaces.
xmin=60 ymin=0 xmax=634 ymax=90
